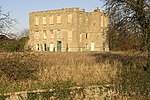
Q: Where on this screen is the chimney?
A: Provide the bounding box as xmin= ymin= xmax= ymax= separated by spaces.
xmin=94 ymin=7 xmax=100 ymax=12
xmin=81 ymin=9 xmax=85 ymax=12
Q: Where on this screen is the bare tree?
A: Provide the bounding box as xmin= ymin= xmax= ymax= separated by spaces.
xmin=0 ymin=7 xmax=17 ymax=37
xmin=101 ymin=0 xmax=150 ymax=70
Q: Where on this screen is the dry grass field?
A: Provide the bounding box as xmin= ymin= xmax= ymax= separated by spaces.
xmin=0 ymin=51 xmax=149 ymax=98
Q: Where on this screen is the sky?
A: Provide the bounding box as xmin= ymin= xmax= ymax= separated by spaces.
xmin=0 ymin=0 xmax=104 ymax=33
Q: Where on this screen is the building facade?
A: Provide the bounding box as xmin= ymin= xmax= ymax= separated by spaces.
xmin=28 ymin=8 xmax=109 ymax=52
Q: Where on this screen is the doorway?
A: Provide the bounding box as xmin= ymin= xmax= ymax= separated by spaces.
xmin=57 ymin=41 xmax=61 ymax=52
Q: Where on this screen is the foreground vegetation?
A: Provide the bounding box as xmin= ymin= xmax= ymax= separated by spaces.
xmin=0 ymin=51 xmax=149 ymax=99
xmin=0 ymin=36 xmax=29 ymax=52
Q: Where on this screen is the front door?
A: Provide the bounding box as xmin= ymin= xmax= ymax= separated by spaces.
xmin=57 ymin=41 xmax=61 ymax=52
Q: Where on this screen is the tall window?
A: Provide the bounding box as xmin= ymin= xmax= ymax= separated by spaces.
xmin=57 ymin=16 xmax=61 ymax=23
xmin=80 ymin=33 xmax=82 ymax=42
xmin=43 ymin=44 xmax=47 ymax=51
xmin=49 ymin=16 xmax=53 ymax=24
xmin=36 ymin=44 xmax=40 ymax=51
xmin=57 ymin=30 xmax=61 ymax=38
xmin=68 ymin=14 xmax=72 ymax=23
xmin=36 ymin=31 xmax=40 ymax=40
xmin=50 ymin=30 xmax=54 ymax=38
xmin=43 ymin=17 xmax=46 ymax=24
xmin=86 ymin=44 xmax=89 ymax=49
xmin=43 ymin=30 xmax=47 ymax=39
xmin=35 ymin=17 xmax=39 ymax=25
xmin=86 ymin=33 xmax=88 ymax=39
xmin=68 ymin=31 xmax=72 ymax=39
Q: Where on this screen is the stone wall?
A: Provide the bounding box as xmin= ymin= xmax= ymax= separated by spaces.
xmin=0 ymin=85 xmax=124 ymax=100
xmin=28 ymin=8 xmax=109 ymax=52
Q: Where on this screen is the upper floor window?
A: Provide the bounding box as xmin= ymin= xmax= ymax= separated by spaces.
xmin=86 ymin=33 xmax=88 ymax=39
xmin=50 ymin=30 xmax=53 ymax=34
xmin=35 ymin=17 xmax=39 ymax=25
xmin=36 ymin=31 xmax=40 ymax=40
xmin=57 ymin=16 xmax=61 ymax=23
xmin=80 ymin=33 xmax=82 ymax=42
xmin=49 ymin=15 xmax=54 ymax=24
xmin=50 ymin=30 xmax=54 ymax=38
xmin=68 ymin=31 xmax=72 ymax=39
xmin=68 ymin=14 xmax=72 ymax=23
xmin=57 ymin=30 xmax=61 ymax=38
xmin=43 ymin=17 xmax=46 ymax=24
xmin=86 ymin=44 xmax=89 ymax=49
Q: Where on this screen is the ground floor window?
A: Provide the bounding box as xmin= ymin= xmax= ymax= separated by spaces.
xmin=91 ymin=42 xmax=95 ymax=51
xmin=42 ymin=44 xmax=47 ymax=51
xmin=86 ymin=44 xmax=89 ymax=49
xmin=36 ymin=44 xmax=40 ymax=51
xmin=50 ymin=43 xmax=54 ymax=52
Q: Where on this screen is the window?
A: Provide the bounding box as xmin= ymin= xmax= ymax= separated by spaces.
xmin=43 ymin=30 xmax=47 ymax=39
xmin=66 ymin=44 xmax=68 ymax=52
xmin=36 ymin=44 xmax=40 ymax=51
xmin=57 ymin=30 xmax=61 ymax=38
xmin=68 ymin=14 xmax=72 ymax=23
xmin=49 ymin=16 xmax=53 ymax=24
xmin=43 ymin=17 xmax=46 ymax=24
xmin=50 ymin=30 xmax=54 ymax=38
xmin=50 ymin=43 xmax=54 ymax=52
xmin=93 ymin=22 xmax=96 ymax=26
xmin=68 ymin=31 xmax=72 ymax=39
xmin=57 ymin=16 xmax=61 ymax=23
xmin=35 ymin=17 xmax=39 ymax=25
xmin=91 ymin=43 xmax=95 ymax=51
xmin=43 ymin=44 xmax=47 ymax=51
xmin=50 ymin=30 xmax=53 ymax=34
xmin=86 ymin=44 xmax=89 ymax=49
xmin=86 ymin=33 xmax=88 ymax=39
xmin=36 ymin=31 xmax=40 ymax=40
xmin=80 ymin=33 xmax=82 ymax=42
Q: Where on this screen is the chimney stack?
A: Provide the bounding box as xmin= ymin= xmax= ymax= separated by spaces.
xmin=81 ymin=9 xmax=85 ymax=12
xmin=94 ymin=7 xmax=100 ymax=12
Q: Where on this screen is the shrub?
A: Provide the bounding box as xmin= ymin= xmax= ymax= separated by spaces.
xmin=0 ymin=37 xmax=29 ymax=52
xmin=0 ymin=52 xmax=40 ymax=81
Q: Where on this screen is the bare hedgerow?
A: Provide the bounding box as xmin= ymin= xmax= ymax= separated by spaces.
xmin=0 ymin=52 xmax=40 ymax=81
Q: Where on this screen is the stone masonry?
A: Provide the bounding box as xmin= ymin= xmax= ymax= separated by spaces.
xmin=28 ymin=7 xmax=109 ymax=52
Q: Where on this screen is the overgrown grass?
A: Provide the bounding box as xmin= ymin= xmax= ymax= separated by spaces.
xmin=0 ymin=51 xmax=149 ymax=98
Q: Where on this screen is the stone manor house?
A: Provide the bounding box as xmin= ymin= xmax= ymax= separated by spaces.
xmin=28 ymin=7 xmax=109 ymax=52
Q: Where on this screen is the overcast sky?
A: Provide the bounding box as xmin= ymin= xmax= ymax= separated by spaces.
xmin=1 ymin=0 xmax=104 ymax=33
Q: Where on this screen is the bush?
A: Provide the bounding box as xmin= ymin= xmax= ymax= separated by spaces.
xmin=0 ymin=37 xmax=29 ymax=52
xmin=0 ymin=52 xmax=40 ymax=81
xmin=17 ymin=37 xmax=29 ymax=51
